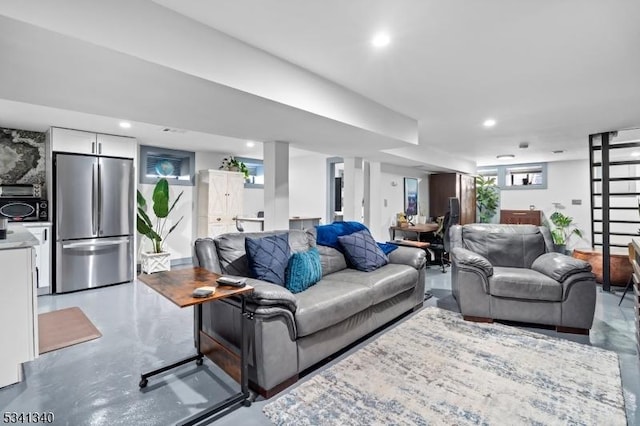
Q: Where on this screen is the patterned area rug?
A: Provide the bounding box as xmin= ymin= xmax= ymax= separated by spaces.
xmin=263 ymin=307 xmax=626 ymax=425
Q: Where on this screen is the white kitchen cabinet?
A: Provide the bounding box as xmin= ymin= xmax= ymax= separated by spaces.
xmin=24 ymin=223 xmax=52 ymax=294
xmin=197 ymin=170 xmax=245 ymax=238
xmin=49 ymin=127 xmax=136 ymax=159
xmin=0 ymin=225 xmax=38 ymax=389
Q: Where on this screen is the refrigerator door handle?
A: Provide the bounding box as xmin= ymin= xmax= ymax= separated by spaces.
xmin=92 ymin=163 xmax=98 ymax=236
xmin=62 ymin=239 xmax=129 ymax=249
xmin=97 ymin=161 xmax=102 ymax=236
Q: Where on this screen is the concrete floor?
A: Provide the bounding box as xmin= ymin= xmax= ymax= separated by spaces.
xmin=1 ymin=267 xmax=638 ymax=425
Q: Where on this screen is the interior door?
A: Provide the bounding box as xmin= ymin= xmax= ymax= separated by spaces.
xmin=99 ymin=157 xmax=134 ymax=237
xmin=55 ymin=154 xmax=98 ymax=240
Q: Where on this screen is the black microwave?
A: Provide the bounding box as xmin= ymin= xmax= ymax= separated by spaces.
xmin=0 ymin=198 xmax=48 ymax=222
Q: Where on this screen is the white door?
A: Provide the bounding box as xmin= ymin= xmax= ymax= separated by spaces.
xmin=25 ymin=226 xmax=51 ymax=291
xmin=51 ymin=127 xmax=96 ymax=155
xmin=96 ymin=134 xmax=136 ymax=158
xmin=208 ymin=172 xmax=228 ymax=220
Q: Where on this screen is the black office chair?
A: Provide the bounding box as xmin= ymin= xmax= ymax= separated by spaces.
xmin=425 ymin=197 xmax=460 ymax=273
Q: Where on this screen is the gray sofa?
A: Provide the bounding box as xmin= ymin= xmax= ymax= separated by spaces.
xmin=450 ymin=224 xmax=597 ymax=334
xmin=194 ymin=229 xmax=426 ymax=397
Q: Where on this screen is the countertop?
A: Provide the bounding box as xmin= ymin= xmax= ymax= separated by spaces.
xmin=0 ymin=223 xmax=40 ymax=250
xmin=21 ymin=221 xmax=52 ymax=227
xmin=237 ymin=216 xmax=321 ymax=222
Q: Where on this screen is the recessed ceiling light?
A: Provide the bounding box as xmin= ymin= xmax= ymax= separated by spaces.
xmin=119 ymin=121 xmax=131 ymax=129
xmin=483 ymin=119 xmax=497 ymax=128
xmin=552 ymin=150 xmax=564 ymax=154
xmin=632 ymin=151 xmax=640 ymax=157
xmin=371 ymin=32 xmax=390 ymax=48
xmin=246 ymin=141 xmax=255 ymax=148
xmin=496 ymin=154 xmax=515 ymax=160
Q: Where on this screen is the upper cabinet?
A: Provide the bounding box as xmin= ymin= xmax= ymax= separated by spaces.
xmin=49 ymin=127 xmax=136 ymax=159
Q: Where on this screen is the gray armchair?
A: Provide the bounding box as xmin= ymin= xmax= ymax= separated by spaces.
xmin=450 ymin=224 xmax=596 ymax=334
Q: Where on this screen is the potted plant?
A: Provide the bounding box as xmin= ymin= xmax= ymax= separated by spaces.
xmin=476 ymin=176 xmax=500 ymax=223
xmin=549 ymin=211 xmax=583 ymax=254
xmin=220 ymin=156 xmax=250 ymax=180
xmin=137 ymin=178 xmax=184 ymax=273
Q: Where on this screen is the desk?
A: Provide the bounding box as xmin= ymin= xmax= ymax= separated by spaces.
xmin=138 ymin=268 xmax=253 ymax=425
xmin=389 ymin=223 xmax=438 ymax=240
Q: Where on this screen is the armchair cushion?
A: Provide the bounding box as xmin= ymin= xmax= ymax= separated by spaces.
xmin=489 ymin=267 xmax=563 ymax=301
xmin=451 ymin=247 xmax=493 ymax=276
xmin=531 ymin=253 xmax=592 ymax=283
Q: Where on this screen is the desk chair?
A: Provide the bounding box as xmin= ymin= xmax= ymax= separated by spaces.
xmin=618 ymin=242 xmax=635 ymax=306
xmin=424 ymin=197 xmax=460 ymax=273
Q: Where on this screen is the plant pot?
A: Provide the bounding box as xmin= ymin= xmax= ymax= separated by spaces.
xmin=229 ymin=166 xmax=239 ymax=172
xmin=141 ymin=251 xmax=171 ymax=274
xmin=553 ymin=244 xmax=566 ymax=254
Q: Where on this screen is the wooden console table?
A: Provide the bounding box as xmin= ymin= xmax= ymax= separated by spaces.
xmin=137 ymin=268 xmax=253 ymax=425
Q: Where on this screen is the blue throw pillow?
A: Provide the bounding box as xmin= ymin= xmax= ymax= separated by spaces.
xmin=285 ymin=247 xmax=323 ymax=294
xmin=315 ymin=221 xmax=369 ymax=250
xmin=377 ymin=242 xmax=398 ymax=255
xmin=245 ymin=233 xmax=290 ymax=286
xmin=338 ymin=229 xmax=389 ymax=272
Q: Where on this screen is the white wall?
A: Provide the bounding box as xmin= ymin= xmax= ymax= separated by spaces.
xmin=499 ymin=159 xmax=591 ymax=249
xmin=289 ymin=153 xmax=329 ymax=223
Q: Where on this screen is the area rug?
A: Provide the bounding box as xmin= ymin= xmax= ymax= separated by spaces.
xmin=38 ymin=307 xmax=102 ymax=354
xmin=263 ymin=307 xmax=626 ymax=425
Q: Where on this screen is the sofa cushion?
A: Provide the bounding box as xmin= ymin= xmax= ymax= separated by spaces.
xmin=294 ymin=280 xmax=373 ymax=337
xmin=245 ymin=233 xmax=290 ymax=286
xmin=215 ymin=230 xmax=312 ymax=276
xmin=489 ymin=267 xmax=563 ymax=302
xmin=317 ymin=245 xmax=348 ymax=276
xmin=315 ymin=221 xmax=368 ymax=250
xmin=338 ymin=230 xmax=388 ymax=272
xmin=462 ymin=224 xmax=547 ymax=269
xmin=285 ymin=247 xmax=323 ymax=294
xmin=323 ymin=263 xmax=418 ymax=305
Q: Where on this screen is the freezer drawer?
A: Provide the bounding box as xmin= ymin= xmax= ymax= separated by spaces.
xmin=56 ymin=236 xmax=133 ymax=293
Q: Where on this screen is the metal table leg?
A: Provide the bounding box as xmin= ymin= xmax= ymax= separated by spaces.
xmin=139 ymin=305 xmax=204 ymax=388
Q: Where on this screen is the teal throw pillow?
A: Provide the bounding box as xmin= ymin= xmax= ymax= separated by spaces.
xmin=285 ymin=247 xmax=322 ymax=294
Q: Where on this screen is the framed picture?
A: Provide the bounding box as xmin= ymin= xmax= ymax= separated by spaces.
xmin=404 ymin=178 xmax=418 ymax=216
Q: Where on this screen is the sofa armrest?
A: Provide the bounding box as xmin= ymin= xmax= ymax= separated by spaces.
xmin=222 ymin=276 xmax=298 ymax=313
xmin=387 ymin=246 xmax=427 ymax=270
xmin=531 ymin=253 xmax=592 ymax=283
xmin=451 ymin=247 xmax=493 ymax=277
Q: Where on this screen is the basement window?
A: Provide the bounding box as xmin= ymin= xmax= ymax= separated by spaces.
xmin=478 ymin=163 xmax=547 ymax=190
xmin=139 ymin=145 xmax=195 ymax=186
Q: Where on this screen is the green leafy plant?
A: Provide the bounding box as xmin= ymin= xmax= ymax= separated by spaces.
xmin=220 ymin=156 xmax=250 ymax=179
xmin=137 ymin=178 xmax=184 ymax=253
xmin=476 ymin=176 xmax=500 ymax=223
xmin=549 ymin=211 xmax=583 ymax=245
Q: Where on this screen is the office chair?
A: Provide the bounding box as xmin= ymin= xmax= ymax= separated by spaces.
xmin=425 ymin=197 xmax=460 ymax=273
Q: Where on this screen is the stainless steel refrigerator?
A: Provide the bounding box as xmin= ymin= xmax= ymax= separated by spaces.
xmin=54 ymin=153 xmax=134 ymax=293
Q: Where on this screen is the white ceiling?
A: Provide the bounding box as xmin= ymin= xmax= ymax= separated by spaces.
xmin=1 ymin=0 xmax=639 ymax=170
xmin=154 ymin=0 xmax=640 ymax=165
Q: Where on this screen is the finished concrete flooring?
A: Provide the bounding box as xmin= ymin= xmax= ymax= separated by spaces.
xmin=1 ymin=267 xmax=638 ymax=425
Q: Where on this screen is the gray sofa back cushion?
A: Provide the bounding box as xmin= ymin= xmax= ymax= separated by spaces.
xmin=214 ymin=230 xmax=313 ymax=276
xmin=461 ymin=224 xmax=547 ymax=269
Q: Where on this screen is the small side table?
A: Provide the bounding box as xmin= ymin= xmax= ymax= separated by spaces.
xmin=138 ymin=267 xmax=254 ymax=425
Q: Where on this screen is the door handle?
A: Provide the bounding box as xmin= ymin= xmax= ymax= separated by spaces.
xmin=44 ymin=228 xmax=47 ymax=241
xmin=98 ymin=143 xmax=102 ymax=155
xmin=92 ymin=141 xmax=96 ymax=154
xmin=92 ymin=163 xmax=98 ymax=236
xmin=62 ymin=239 xmax=129 ymax=249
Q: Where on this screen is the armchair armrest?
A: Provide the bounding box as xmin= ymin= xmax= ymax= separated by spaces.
xmin=387 ymin=246 xmax=427 ymax=270
xmin=451 ymin=247 xmax=493 ymax=277
xmin=531 ymin=253 xmax=592 ymax=282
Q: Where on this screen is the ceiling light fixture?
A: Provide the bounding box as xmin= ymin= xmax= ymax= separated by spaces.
xmin=632 ymin=151 xmax=640 ymax=157
xmin=496 ymin=154 xmax=515 ymax=160
xmin=371 ymin=32 xmax=390 ymax=48
xmin=552 ymin=150 xmax=564 ymax=154
xmin=246 ymin=141 xmax=255 ymax=148
xmin=483 ymin=119 xmax=497 ymax=128
xmin=119 ymin=121 xmax=131 ymax=129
